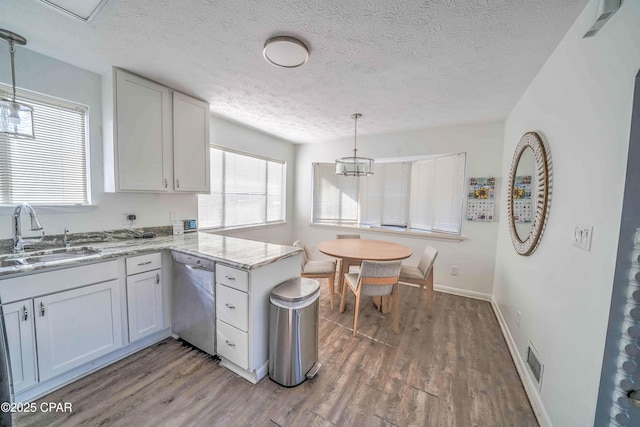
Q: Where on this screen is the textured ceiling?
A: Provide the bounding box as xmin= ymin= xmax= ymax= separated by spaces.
xmin=0 ymin=0 xmax=588 ymax=143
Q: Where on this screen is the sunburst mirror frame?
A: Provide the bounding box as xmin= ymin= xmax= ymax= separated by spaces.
xmin=507 ymin=131 xmax=552 ymax=256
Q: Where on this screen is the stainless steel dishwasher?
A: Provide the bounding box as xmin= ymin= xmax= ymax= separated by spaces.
xmin=171 ymin=252 xmax=216 ymax=355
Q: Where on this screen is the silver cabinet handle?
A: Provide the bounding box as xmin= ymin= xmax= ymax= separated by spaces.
xmin=164 ymin=178 xmax=168 ymax=188
xmin=40 ymin=302 xmax=45 ymax=317
xmin=138 ymin=261 xmax=152 ymax=266
xmin=225 ymin=340 xmax=236 ymax=348
xmin=176 ymin=178 xmax=180 ymax=188
xmin=225 ymin=303 xmax=236 ymax=309
xmin=156 ymin=273 xmax=160 ymax=284
xmin=225 ymin=275 xmax=236 ymax=281
xmin=22 ymin=305 xmax=28 ymax=321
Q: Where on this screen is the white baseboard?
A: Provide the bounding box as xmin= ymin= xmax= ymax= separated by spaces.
xmin=432 ymin=283 xmax=492 ymax=301
xmin=490 ymin=298 xmax=552 ymax=427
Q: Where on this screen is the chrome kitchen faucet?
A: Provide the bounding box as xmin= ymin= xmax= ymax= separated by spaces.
xmin=12 ymin=202 xmax=44 ymax=253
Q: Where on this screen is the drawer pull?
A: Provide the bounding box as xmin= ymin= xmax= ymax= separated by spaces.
xmin=225 ymin=275 xmax=236 ymax=281
xmin=22 ymin=305 xmax=28 ymax=321
xmin=225 ymin=303 xmax=236 ymax=309
xmin=225 ymin=340 xmax=236 ymax=348
xmin=138 ymin=261 xmax=152 ymax=266
xmin=164 ymin=178 xmax=168 ymax=188
xmin=156 ymin=273 xmax=160 ymax=284
xmin=176 ymin=178 xmax=180 ymax=188
xmin=40 ymin=302 xmax=45 ymax=317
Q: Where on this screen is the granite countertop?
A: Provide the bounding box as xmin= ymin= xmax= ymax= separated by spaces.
xmin=0 ymin=231 xmax=302 ymax=278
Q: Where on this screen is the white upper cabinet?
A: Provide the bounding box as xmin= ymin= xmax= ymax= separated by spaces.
xmin=104 ymin=68 xmax=210 ymax=193
xmin=173 ymin=92 xmax=210 ymax=193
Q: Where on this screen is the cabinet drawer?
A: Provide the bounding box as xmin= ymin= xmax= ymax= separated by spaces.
xmin=126 ymin=252 xmax=161 ymax=275
xmin=216 ymin=284 xmax=248 ymax=332
xmin=216 ymin=264 xmax=248 ymax=292
xmin=217 ymin=319 xmax=248 ymax=369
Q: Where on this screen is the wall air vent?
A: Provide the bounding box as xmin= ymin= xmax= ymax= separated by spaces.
xmin=526 ymin=341 xmax=544 ymax=390
xmin=583 ymin=0 xmax=621 ymax=38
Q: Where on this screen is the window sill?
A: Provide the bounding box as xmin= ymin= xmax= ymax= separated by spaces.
xmin=310 ymin=223 xmax=466 ymax=242
xmin=199 ymin=221 xmax=287 ymax=234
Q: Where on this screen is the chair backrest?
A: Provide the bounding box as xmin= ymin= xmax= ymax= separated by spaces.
xmin=358 ymin=260 xmax=401 ymax=296
xmin=337 ymin=234 xmax=360 ymax=239
xmin=417 ymin=245 xmax=438 ymax=277
xmin=292 ymin=240 xmax=309 ymax=266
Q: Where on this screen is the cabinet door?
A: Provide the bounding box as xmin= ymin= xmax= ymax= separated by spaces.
xmin=173 ymin=91 xmax=210 ymax=193
xmin=115 ymin=69 xmax=173 ymax=191
xmin=127 ymin=269 xmax=164 ymax=342
xmin=1 ymin=300 xmax=37 ymax=393
xmin=34 ymin=280 xmax=123 ymax=381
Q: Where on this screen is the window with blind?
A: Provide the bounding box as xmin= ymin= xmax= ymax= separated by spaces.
xmin=0 ymin=86 xmax=90 ymax=205
xmin=312 ymin=152 xmax=466 ymax=235
xmin=198 ymin=147 xmax=285 ymax=229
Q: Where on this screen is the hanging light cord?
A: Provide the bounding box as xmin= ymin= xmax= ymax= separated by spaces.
xmin=352 ymin=113 xmax=361 ymax=159
xmin=8 ymin=40 xmax=17 ymax=102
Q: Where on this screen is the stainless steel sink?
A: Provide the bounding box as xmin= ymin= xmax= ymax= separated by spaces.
xmin=0 ymin=247 xmax=102 ymax=273
xmin=0 ymin=259 xmax=26 ymax=268
xmin=23 ymin=248 xmax=101 ymax=264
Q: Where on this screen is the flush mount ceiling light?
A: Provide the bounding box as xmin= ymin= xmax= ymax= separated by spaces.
xmin=336 ymin=114 xmax=374 ymax=177
xmin=263 ymin=36 xmax=309 ymax=68
xmin=0 ymin=29 xmax=34 ymax=139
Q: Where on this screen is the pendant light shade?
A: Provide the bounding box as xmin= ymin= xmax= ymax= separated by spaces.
xmin=335 ymin=113 xmax=374 ymax=177
xmin=0 ymin=29 xmax=34 ymax=138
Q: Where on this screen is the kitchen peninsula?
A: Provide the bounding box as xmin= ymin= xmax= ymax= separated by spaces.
xmin=0 ymin=232 xmax=302 ymax=403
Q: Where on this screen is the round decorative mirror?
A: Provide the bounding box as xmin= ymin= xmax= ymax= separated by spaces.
xmin=507 ymin=132 xmax=552 ymax=256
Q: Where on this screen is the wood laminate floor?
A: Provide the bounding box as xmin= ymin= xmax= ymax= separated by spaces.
xmin=14 ymin=282 xmax=537 ymax=427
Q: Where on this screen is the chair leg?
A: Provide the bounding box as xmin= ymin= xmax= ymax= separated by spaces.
xmin=426 ymin=269 xmax=434 ymax=318
xmin=392 ymin=283 xmax=400 ymax=334
xmin=353 ymin=290 xmax=361 ymax=336
xmin=339 ymin=277 xmax=348 ymax=313
xmin=327 ymin=274 xmax=335 ymax=311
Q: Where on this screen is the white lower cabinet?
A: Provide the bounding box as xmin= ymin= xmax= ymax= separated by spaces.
xmin=216 ymin=319 xmax=249 ymax=370
xmin=126 ymin=269 xmax=163 ymax=342
xmin=1 ymin=300 xmax=37 ymax=393
xmin=34 ymin=280 xmax=123 ymax=381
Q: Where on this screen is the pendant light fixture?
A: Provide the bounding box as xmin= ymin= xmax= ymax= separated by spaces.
xmin=0 ymin=29 xmax=34 ymax=139
xmin=335 ymin=113 xmax=374 ymax=177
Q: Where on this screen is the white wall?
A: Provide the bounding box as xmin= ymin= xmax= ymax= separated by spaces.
xmin=205 ymin=115 xmax=296 ymax=245
xmin=0 ymin=48 xmax=197 ymax=239
xmin=294 ymin=120 xmax=504 ymax=297
xmin=492 ymin=1 xmax=640 ymax=426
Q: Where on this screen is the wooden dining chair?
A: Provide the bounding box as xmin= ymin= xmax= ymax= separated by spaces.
xmin=293 ymin=240 xmax=337 ymax=310
xmin=340 ymin=260 xmax=402 ymax=336
xmin=398 ymin=245 xmax=438 ymax=317
xmin=336 ymin=234 xmax=361 ymax=277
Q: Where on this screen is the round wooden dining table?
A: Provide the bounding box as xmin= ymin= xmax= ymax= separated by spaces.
xmin=317 ymin=239 xmax=412 ymax=312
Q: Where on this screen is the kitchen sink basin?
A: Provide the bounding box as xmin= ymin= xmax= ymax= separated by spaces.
xmin=0 ymin=247 xmax=103 ymax=273
xmin=0 ymin=259 xmax=26 ymax=268
xmin=23 ymin=248 xmax=101 ymax=264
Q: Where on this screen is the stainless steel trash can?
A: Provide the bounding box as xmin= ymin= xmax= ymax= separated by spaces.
xmin=269 ymin=277 xmax=321 ymax=387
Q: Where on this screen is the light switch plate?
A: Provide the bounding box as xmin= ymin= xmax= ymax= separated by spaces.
xmin=572 ymin=225 xmax=593 ymax=251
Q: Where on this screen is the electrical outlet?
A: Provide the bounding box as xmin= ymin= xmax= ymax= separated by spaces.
xmin=516 ymin=310 xmax=522 ymax=327
xmin=572 ymin=225 xmax=593 ymax=251
xmin=122 ymin=213 xmax=137 ymax=225
xmin=450 ymin=265 xmax=459 ymax=276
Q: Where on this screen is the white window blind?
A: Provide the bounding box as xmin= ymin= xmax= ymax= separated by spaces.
xmin=198 ymin=147 xmax=285 ymax=229
xmin=312 ymin=163 xmax=359 ymax=224
xmin=0 ymin=86 xmax=89 ymax=205
xmin=312 ymin=152 xmax=466 ymax=235
xmin=409 ymin=153 xmax=466 ymax=233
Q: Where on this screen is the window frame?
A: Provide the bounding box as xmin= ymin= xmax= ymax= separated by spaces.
xmin=310 ymin=152 xmax=466 ymax=238
xmin=0 ymin=83 xmax=92 ymax=207
xmin=198 ymin=145 xmax=287 ymax=231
